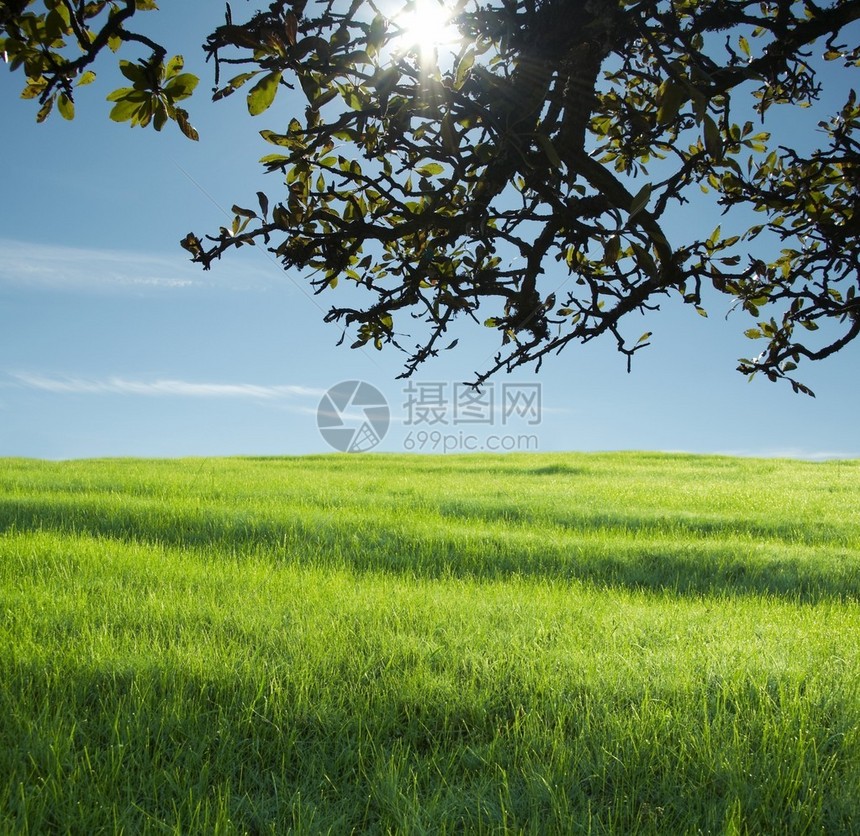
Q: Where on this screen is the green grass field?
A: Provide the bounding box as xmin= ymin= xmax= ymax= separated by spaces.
xmin=1 ymin=452 xmax=859 ymax=834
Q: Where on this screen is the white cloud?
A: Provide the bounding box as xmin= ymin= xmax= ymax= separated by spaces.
xmin=11 ymin=373 xmax=325 ymax=401
xmin=0 ymin=238 xmax=278 ymax=292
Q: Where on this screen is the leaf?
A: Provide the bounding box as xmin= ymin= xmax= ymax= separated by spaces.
xmin=21 ymin=81 xmax=45 ymax=100
xmin=36 ymin=97 xmax=55 ymax=123
xmin=416 ymin=162 xmax=444 ymax=177
xmin=106 ymin=86 xmax=135 ymax=102
xmin=604 ymin=235 xmax=621 ymax=265
xmin=285 ymin=12 xmax=298 ymax=46
xmin=179 ymin=233 xmax=202 ymax=256
xmin=153 ymin=99 xmax=168 ymax=131
xmin=704 ymin=115 xmax=723 ymax=160
xmin=77 ymin=71 xmax=96 ymax=86
xmin=631 ymin=242 xmax=657 ymax=278
xmin=174 ymin=108 xmax=199 ymax=140
xmin=629 ymin=183 xmax=652 ymax=217
xmin=707 ymin=225 xmax=722 ymax=249
xmin=636 ymin=331 xmax=652 ymax=344
xmin=739 ymin=35 xmax=751 ymax=58
xmin=247 ymin=71 xmax=282 ymax=116
xmin=455 ymin=49 xmax=475 ymax=89
xmin=257 ymin=191 xmax=269 ymax=218
xmin=109 ymin=98 xmax=141 ymax=123
xmin=57 ymin=93 xmax=74 ymax=120
xmin=656 ymin=78 xmax=687 ymax=126
xmin=119 ymin=60 xmax=147 ymax=86
xmin=744 ymin=328 xmax=763 ymax=339
xmin=536 ymin=134 xmax=562 ymax=168
xmin=213 ymin=71 xmax=258 ymax=101
xmin=165 ymin=73 xmax=198 ymax=101
xmin=259 ymin=153 xmax=290 ymax=165
xmin=259 ymin=129 xmax=294 ymax=147
xmin=164 ymin=55 xmax=184 ymax=79
xmin=440 ymin=114 xmax=458 ymax=153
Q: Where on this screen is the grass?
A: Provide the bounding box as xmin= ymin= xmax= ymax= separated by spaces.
xmin=0 ymin=451 xmax=858 ymax=834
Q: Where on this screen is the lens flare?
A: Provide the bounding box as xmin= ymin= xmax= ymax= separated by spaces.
xmin=394 ymin=0 xmax=459 ymax=59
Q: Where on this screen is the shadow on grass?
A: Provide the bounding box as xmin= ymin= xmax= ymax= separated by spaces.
xmin=2 ymin=659 xmax=857 ymax=835
xmin=433 ymin=498 xmax=854 ymax=549
xmin=2 ymin=497 xmax=859 ymax=603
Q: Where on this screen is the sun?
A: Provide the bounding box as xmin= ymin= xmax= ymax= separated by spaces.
xmin=393 ymin=0 xmax=460 ymax=59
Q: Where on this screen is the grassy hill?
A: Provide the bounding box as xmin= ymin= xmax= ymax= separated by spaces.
xmin=1 ymin=453 xmax=858 ymax=833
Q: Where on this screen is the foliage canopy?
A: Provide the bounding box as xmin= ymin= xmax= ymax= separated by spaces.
xmin=4 ymin=0 xmax=860 ymax=393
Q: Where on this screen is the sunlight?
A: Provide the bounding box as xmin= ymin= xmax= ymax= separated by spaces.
xmin=393 ymin=0 xmax=460 ymax=59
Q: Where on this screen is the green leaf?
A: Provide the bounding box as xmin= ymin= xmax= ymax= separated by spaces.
xmin=179 ymin=233 xmax=202 ymax=257
xmin=656 ymin=79 xmax=687 ymax=126
xmin=57 ymin=93 xmax=74 ymax=120
xmin=119 ymin=60 xmax=147 ymax=86
xmin=631 ymin=242 xmax=658 ymax=278
xmin=707 ymin=225 xmax=722 ymax=249
xmin=164 ymin=55 xmax=184 ymax=79
xmin=213 ymin=72 xmax=258 ymax=101
xmin=416 ymin=162 xmax=444 ymax=177
xmin=604 ymin=236 xmax=621 ymax=265
xmin=247 ymin=71 xmax=282 ymax=116
xmin=440 ymin=114 xmax=458 ymax=153
xmin=342 ymin=88 xmax=364 ymax=111
xmin=536 ymin=134 xmax=562 ymax=169
xmin=109 ymin=98 xmax=140 ymax=123
xmin=152 ymin=99 xmax=168 ymax=131
xmin=703 ymin=115 xmax=723 ymax=160
xmin=36 ymin=97 xmax=55 ymax=123
xmin=259 ymin=153 xmax=290 ymax=165
xmin=21 ymin=81 xmax=46 ymax=100
xmin=744 ymin=328 xmax=763 ymax=339
xmin=77 ymin=71 xmax=96 ymax=86
xmin=629 ymin=183 xmax=652 ymax=217
xmin=106 ymin=86 xmax=135 ymax=102
xmin=165 ymin=73 xmax=198 ymax=101
xmin=455 ymin=49 xmax=475 ymax=89
xmin=636 ymin=331 xmax=652 ymax=344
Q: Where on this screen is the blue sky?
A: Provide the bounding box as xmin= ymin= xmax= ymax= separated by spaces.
xmin=1 ymin=3 xmax=858 ymax=459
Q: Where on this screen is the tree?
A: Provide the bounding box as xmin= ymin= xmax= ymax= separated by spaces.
xmin=4 ymin=0 xmax=860 ymax=395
